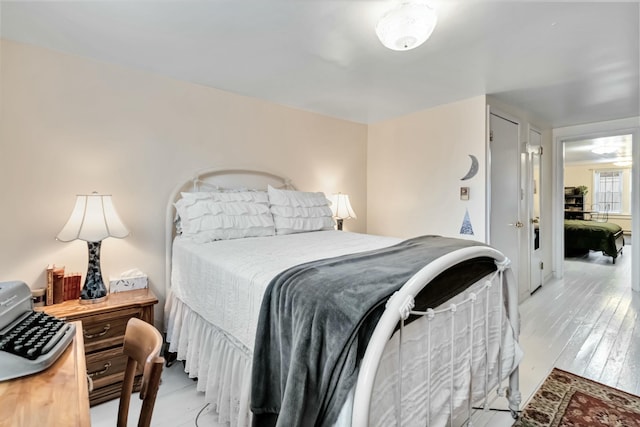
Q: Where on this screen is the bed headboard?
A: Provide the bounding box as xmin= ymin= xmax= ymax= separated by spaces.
xmin=164 ymin=168 xmax=295 ymax=311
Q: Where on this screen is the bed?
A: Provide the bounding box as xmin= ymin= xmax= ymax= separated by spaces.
xmin=564 ymin=219 xmax=625 ymax=263
xmin=163 ymin=168 xmax=522 ymax=427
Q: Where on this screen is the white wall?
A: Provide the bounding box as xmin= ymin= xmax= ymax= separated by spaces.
xmin=367 ymin=96 xmax=488 ymax=241
xmin=0 ymin=40 xmax=368 ymax=323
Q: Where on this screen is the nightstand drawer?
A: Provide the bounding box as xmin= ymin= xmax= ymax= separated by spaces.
xmin=38 ymin=289 xmax=158 ymax=406
xmin=82 ymin=307 xmax=142 ymax=352
xmin=86 ymin=347 xmax=128 ymax=386
xmin=86 ymin=344 xmax=144 ymax=406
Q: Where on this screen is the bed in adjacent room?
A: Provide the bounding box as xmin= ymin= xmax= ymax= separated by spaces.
xmin=163 ymin=168 xmax=522 ymax=427
xmin=564 ymin=219 xmax=625 ymax=263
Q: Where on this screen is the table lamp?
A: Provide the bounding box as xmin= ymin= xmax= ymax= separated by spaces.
xmin=329 ymin=193 xmax=357 ymax=231
xmin=56 ymin=192 xmax=129 ymax=304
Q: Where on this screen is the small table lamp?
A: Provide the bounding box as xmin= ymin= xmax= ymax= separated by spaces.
xmin=56 ymin=192 xmax=129 ymax=304
xmin=330 ymin=193 xmax=357 ymax=231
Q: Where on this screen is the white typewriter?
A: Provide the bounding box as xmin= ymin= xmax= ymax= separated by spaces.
xmin=0 ymin=281 xmax=76 ymax=381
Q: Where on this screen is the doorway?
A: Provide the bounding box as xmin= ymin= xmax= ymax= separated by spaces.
xmin=552 ymin=119 xmax=639 ymax=291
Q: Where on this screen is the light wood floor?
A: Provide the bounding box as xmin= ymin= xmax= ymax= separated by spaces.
xmin=91 ymin=245 xmax=636 ymax=427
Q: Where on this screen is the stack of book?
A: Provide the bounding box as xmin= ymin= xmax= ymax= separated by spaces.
xmin=45 ymin=265 xmax=82 ymax=305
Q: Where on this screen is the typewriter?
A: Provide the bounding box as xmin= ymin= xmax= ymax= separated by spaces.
xmin=0 ymin=281 xmax=76 ymax=381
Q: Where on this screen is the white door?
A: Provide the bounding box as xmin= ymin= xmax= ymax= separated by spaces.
xmin=528 ymin=129 xmax=543 ymax=293
xmin=489 ymin=111 xmax=526 ymax=301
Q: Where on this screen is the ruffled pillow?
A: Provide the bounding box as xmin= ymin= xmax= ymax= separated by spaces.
xmin=175 ymin=191 xmax=275 ymax=242
xmin=267 ymin=185 xmax=335 ymax=235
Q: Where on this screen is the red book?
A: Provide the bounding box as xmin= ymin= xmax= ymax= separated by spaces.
xmin=63 ymin=275 xmax=69 ymax=301
xmin=74 ymin=274 xmax=81 ymax=299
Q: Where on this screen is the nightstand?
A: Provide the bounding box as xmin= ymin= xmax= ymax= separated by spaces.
xmin=38 ymin=289 xmax=158 ymax=406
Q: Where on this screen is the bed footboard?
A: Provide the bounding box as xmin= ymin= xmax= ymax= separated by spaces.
xmin=352 ymin=246 xmax=521 ymax=427
xmin=612 ymin=230 xmax=625 ymax=264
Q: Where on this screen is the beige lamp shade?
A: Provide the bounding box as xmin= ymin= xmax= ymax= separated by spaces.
xmin=330 ymin=193 xmax=357 ymax=220
xmin=57 ymin=193 xmax=129 ymax=242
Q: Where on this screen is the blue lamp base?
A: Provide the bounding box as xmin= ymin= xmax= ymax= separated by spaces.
xmin=80 ymin=240 xmax=108 ymax=304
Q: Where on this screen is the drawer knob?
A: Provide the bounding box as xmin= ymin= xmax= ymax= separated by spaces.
xmin=84 ymin=323 xmax=111 ymax=339
xmin=88 ymin=361 xmax=112 ymax=378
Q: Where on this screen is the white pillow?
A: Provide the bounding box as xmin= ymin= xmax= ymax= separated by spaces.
xmin=175 ymin=191 xmax=275 ymax=242
xmin=267 ymin=185 xmax=335 ymax=235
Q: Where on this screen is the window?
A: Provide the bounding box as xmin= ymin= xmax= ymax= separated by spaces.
xmin=593 ymin=170 xmax=623 ymax=213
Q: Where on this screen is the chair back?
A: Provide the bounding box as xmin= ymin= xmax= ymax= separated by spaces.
xmin=117 ymin=317 xmax=165 ymax=427
xmin=591 ymin=203 xmax=609 ymax=223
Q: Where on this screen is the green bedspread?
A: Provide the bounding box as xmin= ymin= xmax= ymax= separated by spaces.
xmin=564 ymin=219 xmax=623 ymax=259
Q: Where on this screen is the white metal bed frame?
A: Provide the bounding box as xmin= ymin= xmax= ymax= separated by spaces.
xmin=164 ymin=167 xmax=521 ymax=426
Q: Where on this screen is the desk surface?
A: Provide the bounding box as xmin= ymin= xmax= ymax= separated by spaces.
xmin=0 ymin=321 xmax=90 ymax=427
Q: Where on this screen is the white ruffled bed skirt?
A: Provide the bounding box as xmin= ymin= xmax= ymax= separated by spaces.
xmin=166 ymin=293 xmax=253 ymax=426
xmin=165 ymin=273 xmax=521 ymax=427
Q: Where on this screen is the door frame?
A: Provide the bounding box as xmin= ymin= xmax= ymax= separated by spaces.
xmin=552 ymin=117 xmax=640 ymax=291
xmin=526 ymin=125 xmax=543 ymax=294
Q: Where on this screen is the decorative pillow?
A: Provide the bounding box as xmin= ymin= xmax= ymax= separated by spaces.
xmin=267 ymin=185 xmax=335 ymax=235
xmin=175 ymin=191 xmax=275 ymax=242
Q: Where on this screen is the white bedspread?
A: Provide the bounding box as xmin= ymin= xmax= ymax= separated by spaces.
xmin=170 ymin=231 xmax=401 ymax=352
xmin=166 ymin=231 xmax=521 ymax=427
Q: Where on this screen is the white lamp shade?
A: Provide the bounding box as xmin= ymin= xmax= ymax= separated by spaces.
xmin=376 ymin=1 xmax=438 ymax=51
xmin=330 ymin=193 xmax=357 ymax=220
xmin=57 ymin=193 xmax=129 ymax=242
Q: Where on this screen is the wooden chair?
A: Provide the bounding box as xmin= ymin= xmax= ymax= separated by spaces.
xmin=117 ymin=317 xmax=165 ymax=427
xmin=591 ymin=203 xmax=609 ymax=223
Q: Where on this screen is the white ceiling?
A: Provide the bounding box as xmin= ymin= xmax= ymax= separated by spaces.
xmin=1 ymin=1 xmax=638 ymax=126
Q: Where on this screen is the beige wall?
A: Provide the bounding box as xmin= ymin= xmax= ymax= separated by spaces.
xmin=0 ymin=40 xmax=368 ymax=323
xmin=564 ymin=166 xmax=595 ymax=206
xmin=367 ymin=96 xmax=488 ymax=241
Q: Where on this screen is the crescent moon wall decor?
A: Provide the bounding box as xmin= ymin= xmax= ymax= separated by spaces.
xmin=460 ymin=154 xmax=479 ymax=180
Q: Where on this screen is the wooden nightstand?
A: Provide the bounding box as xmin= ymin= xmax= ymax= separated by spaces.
xmin=38 ymin=289 xmax=158 ymax=406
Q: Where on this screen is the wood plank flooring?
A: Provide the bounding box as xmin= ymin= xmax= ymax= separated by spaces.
xmin=91 ymin=245 xmax=637 ymax=427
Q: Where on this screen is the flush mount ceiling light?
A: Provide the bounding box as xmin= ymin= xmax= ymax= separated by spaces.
xmin=591 ymin=144 xmax=618 ymax=155
xmin=376 ymin=1 xmax=438 ymax=51
xmin=590 ymin=135 xmax=629 ymax=155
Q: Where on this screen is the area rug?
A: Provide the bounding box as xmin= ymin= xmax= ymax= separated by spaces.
xmin=514 ymin=368 xmax=640 ymax=426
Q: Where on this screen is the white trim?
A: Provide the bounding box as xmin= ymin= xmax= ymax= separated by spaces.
xmin=485 ymin=105 xmax=491 ymax=245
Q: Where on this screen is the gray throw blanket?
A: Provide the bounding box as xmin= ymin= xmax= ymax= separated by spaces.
xmin=251 ymin=235 xmax=486 ymax=427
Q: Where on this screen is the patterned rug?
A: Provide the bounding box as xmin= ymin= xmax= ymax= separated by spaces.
xmin=514 ymin=368 xmax=640 ymax=426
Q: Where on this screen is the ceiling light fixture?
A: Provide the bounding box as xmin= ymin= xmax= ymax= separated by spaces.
xmin=376 ymin=1 xmax=438 ymax=51
xmin=591 ymin=146 xmax=618 ymax=155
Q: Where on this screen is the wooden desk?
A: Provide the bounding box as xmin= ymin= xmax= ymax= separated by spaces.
xmin=564 ymin=209 xmax=593 ymax=220
xmin=0 ymin=321 xmax=90 ymax=427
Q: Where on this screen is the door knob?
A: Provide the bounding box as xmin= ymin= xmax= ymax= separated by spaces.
xmin=508 ymin=221 xmax=524 ymax=228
